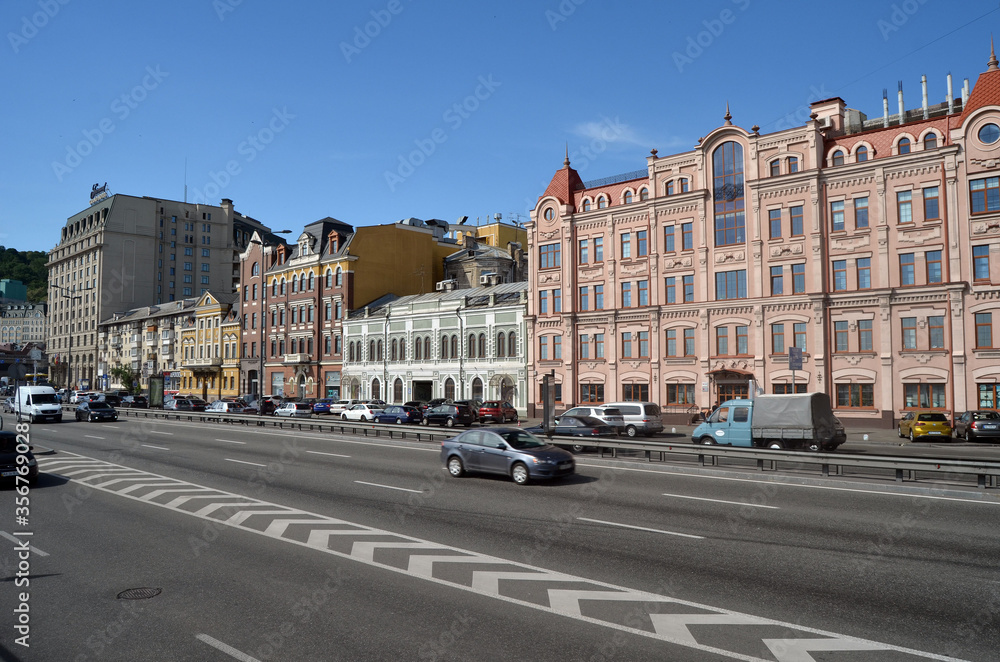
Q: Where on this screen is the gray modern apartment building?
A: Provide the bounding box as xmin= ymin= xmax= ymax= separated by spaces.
xmin=46 ymin=191 xmax=269 ymax=389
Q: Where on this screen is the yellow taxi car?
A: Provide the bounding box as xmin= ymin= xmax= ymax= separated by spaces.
xmin=897 ymin=410 xmax=952 ymax=441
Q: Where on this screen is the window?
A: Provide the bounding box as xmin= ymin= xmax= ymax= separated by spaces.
xmin=665 ymin=329 xmax=677 ymax=356
xmin=336 ymin=268 xmax=343 ymax=287
xmin=580 ymin=384 xmax=604 ymax=404
xmin=201 ymin=263 xmax=210 ymax=272
xmin=855 ymin=197 xmax=869 ymax=229
xmin=898 ymin=138 xmax=911 ymax=154
xmin=667 ymin=384 xmax=696 ymax=405
xmin=621 ymin=282 xmax=632 ymax=308
xmin=683 ymin=275 xmax=694 ymax=302
xmin=834 ymin=321 xmax=848 ymax=352
xmin=978 ymin=383 xmax=999 ymax=409
xmin=640 ymin=188 xmax=649 ymax=201
xmin=856 ymin=145 xmax=868 ymax=162
xmin=683 ymin=329 xmax=695 ymax=356
xmin=579 ymin=334 xmax=590 ymax=359
xmin=792 ymin=263 xmax=805 ymax=294
xmin=638 ymin=280 xmax=648 ymax=306
xmin=979 ymin=124 xmax=1000 ymax=145
xmin=970 ymin=177 xmax=1000 ymax=214
xmin=904 ymin=383 xmax=946 ymax=409
xmin=621 ymin=232 xmax=631 ymax=259
xmin=793 ymin=323 xmax=806 ymax=350
xmin=539 ymin=336 xmax=549 ymax=360
xmin=736 ymin=325 xmax=748 ymax=355
xmin=713 ymin=141 xmax=745 ymax=247
xmin=833 ymin=260 xmax=847 ymax=291
xmin=539 ymin=291 xmax=548 ymax=314
xmin=831 ymin=200 xmax=845 ymax=232
xmin=184 ymin=247 xmax=193 ymax=256
xmin=917 ymin=188 xmax=941 ymax=225
xmin=773 ymin=384 xmax=808 ymax=394
xmin=664 ymin=226 xmax=675 ymax=252
xmin=715 ymin=270 xmax=747 ymax=300
xmin=789 ymin=206 xmax=803 ymax=236
xmin=594 ymin=285 xmax=604 ymax=310
xmin=897 ymin=191 xmax=913 ymax=224
xmin=788 ymin=156 xmax=799 ymax=173
xmin=638 ymin=330 xmax=649 ymax=358
xmin=679 ymin=223 xmax=693 ymax=251
xmin=832 ymin=150 xmax=844 ymax=166
xmin=768 ymin=209 xmax=782 ymax=239
xmin=770 ymin=266 xmax=783 ymax=295
xmin=973 ymin=245 xmax=991 ymax=281
xmin=859 ymin=320 xmax=873 ymax=351
xmin=769 ymin=160 xmax=780 ymax=176
xmin=681 ymin=179 xmax=689 ymax=193
xmin=597 ymin=196 xmax=607 ymax=209
xmin=836 ymin=383 xmax=874 ymax=408
xmin=582 ymin=200 xmax=591 ymax=212
xmin=857 ymin=258 xmax=872 ymax=290
xmin=637 ymin=230 xmax=648 ymax=257
xmin=579 ymin=286 xmax=589 ymax=311
xmin=594 ymin=333 xmax=605 ymax=358
xmin=335 ymin=302 xmax=342 ymax=319
xmin=929 ymin=315 xmax=945 ymax=349
xmin=623 ymin=384 xmax=649 ymax=401
xmin=900 ymin=253 xmax=915 ymax=286
xmin=578 ymin=239 xmax=589 ymax=264
xmin=901 ymin=317 xmax=917 ymax=350
xmin=553 ymin=289 xmax=562 ymax=313
xmin=539 ymin=243 xmax=560 ymax=269
xmin=667 ymin=181 xmax=675 ymax=196
xmin=716 ymin=327 xmax=729 ymax=355
xmin=664 ymin=277 xmax=676 ymax=304
xmin=975 ymin=313 xmax=992 ymax=348
xmin=594 ymin=237 xmax=604 ymax=262
xmin=624 ymin=191 xmax=633 ymax=204
xmin=184 ymin=262 xmax=192 ymax=271
xmin=771 ymin=324 xmax=785 ymax=353
xmin=926 ymin=250 xmax=942 ymax=284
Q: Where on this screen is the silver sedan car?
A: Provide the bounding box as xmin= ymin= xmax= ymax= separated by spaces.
xmin=441 ymin=428 xmax=575 ymax=485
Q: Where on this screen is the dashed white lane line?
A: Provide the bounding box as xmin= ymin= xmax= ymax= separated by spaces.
xmin=141 ymin=444 xmax=169 ymax=451
xmin=0 ymin=531 xmax=49 ymax=556
xmin=225 ymin=459 xmax=266 ymax=468
xmin=306 ymin=450 xmax=351 ymax=458
xmin=195 ymin=634 xmax=261 ymax=662
xmin=662 ymin=493 xmax=779 ymax=509
xmin=576 ymin=517 xmax=705 ymax=540
xmin=354 ymin=480 xmax=422 ymax=494
xmin=214 ymin=439 xmax=246 ymax=445
xmin=149 ymin=431 xmax=173 ymax=435
xmin=84 ymin=435 xmax=105 ymax=440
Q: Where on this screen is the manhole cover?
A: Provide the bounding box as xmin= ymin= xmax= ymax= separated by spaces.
xmin=117 ymin=587 xmax=161 ymax=600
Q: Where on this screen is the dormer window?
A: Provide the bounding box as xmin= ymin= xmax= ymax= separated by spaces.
xmin=597 ymin=196 xmax=607 ymax=209
xmin=832 ymin=150 xmax=845 ymax=166
xmin=582 ymin=199 xmax=591 ymax=212
xmin=300 ymin=241 xmax=309 ymax=256
xmin=856 ymin=146 xmax=868 ymax=162
xmin=898 ymin=138 xmax=911 ymax=155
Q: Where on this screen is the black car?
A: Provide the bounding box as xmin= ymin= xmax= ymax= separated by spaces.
xmin=420 ymin=398 xmax=450 ymax=413
xmin=954 ymin=410 xmax=1000 ymax=443
xmin=97 ymin=394 xmax=122 ymax=407
xmin=526 ymin=415 xmax=617 ymax=452
xmin=375 ymin=405 xmax=423 ymax=425
xmin=122 ymin=395 xmax=148 ymax=409
xmin=0 ymin=426 xmax=37 ymax=486
xmin=76 ymin=401 xmax=119 ymax=422
xmin=422 ymin=403 xmax=477 ymax=428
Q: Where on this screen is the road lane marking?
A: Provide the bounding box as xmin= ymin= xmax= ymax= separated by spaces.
xmin=225 ymin=459 xmax=266 ymax=467
xmin=576 ymin=517 xmax=704 ymax=540
xmin=214 ymin=439 xmax=246 ymax=445
xmin=307 ymin=450 xmax=351 ymax=458
xmin=141 ymin=444 xmax=169 ymax=451
xmin=0 ymin=531 xmax=49 ymax=556
xmin=149 ymin=431 xmax=173 ymax=435
xmin=662 ymin=493 xmax=779 ymax=509
xmin=195 ymin=634 xmax=261 ymax=662
xmin=40 ymin=452 xmax=965 ymax=662
xmin=354 ymin=480 xmax=422 ymax=494
xmin=84 ymin=435 xmax=105 ymax=440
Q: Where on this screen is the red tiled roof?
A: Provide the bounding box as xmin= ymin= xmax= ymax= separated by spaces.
xmin=959 ymin=67 xmax=1000 ymax=124
xmin=541 ymin=164 xmax=585 ymax=207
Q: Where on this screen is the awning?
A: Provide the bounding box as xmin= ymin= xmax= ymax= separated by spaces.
xmin=707 ymin=368 xmax=754 ymax=377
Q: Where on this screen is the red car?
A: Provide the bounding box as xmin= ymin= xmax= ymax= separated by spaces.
xmin=479 ymin=401 xmax=518 ymax=424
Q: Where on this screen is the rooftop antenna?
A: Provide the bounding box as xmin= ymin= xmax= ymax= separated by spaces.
xmin=494 ymin=213 xmax=502 ymax=222
xmin=184 ymin=157 xmax=188 ymax=203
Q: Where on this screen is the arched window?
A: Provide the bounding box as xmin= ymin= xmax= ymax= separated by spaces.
xmin=497 ymin=332 xmax=506 ymax=358
xmin=769 ymin=160 xmax=780 ymax=176
xmin=291 ymin=276 xmax=297 ymax=293
xmin=666 ymin=181 xmax=675 ymax=196
xmin=508 ymin=331 xmax=516 ymax=357
xmin=393 ymin=378 xmax=403 ymax=403
xmin=472 ymin=377 xmax=483 ymax=401
xmin=832 ymin=150 xmax=844 ymax=166
xmin=468 ymin=333 xmax=476 ymax=359
xmin=450 ymin=335 xmax=458 ymax=358
xmin=713 ymin=141 xmax=746 ymax=247
xmin=399 ymin=340 xmax=406 ymax=361
xmin=348 ymin=342 xmax=355 ymax=362
xmin=308 ymin=273 xmax=314 ymax=290
xmin=856 ymin=145 xmax=868 ymax=162
xmin=369 ymin=340 xmax=375 ymax=361
xmin=441 ymin=336 xmax=448 ymax=359
xmin=391 ymin=339 xmax=397 ymax=361
xmin=424 ymin=337 xmax=430 ymax=359
xmin=639 ymin=187 xmax=649 ymax=201
xmin=280 ymin=279 xmax=286 ymax=295
xmin=924 ymin=133 xmax=938 ymax=150
xmin=415 ymin=338 xmax=422 ymax=360
xmin=251 ymin=262 xmax=259 ymax=276
xmin=624 ymin=191 xmax=633 ymax=204
xmin=335 ymin=267 xmax=343 ymax=287
xmin=898 ymin=138 xmax=911 ymax=154
xmin=325 ymin=270 xmax=332 ymax=288
xmin=444 ymin=378 xmax=455 ymax=400
xmin=272 ymin=280 xmax=277 ymax=296
xmin=478 ymin=333 xmax=486 ymax=358
xmin=597 ymin=196 xmax=607 ymax=209
xmin=582 ymin=199 xmax=591 ymax=212
xmin=371 ymin=378 xmax=380 ymax=400
xmin=376 ymin=339 xmax=383 ymax=361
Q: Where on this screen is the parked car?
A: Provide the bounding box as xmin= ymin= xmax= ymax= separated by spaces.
xmin=375 ymin=405 xmax=423 ymax=425
xmin=207 ymin=400 xmax=246 ymax=414
xmin=0 ymin=423 xmax=37 ymax=485
xmin=341 ymin=403 xmax=383 ymax=422
xmin=312 ymin=398 xmax=336 ymax=415
xmin=96 ymin=394 xmax=122 ymax=407
xmin=329 ymin=399 xmax=365 ymax=416
xmin=603 ymin=401 xmax=664 ymax=437
xmin=420 ymin=398 xmax=450 ymax=413
xmin=455 ymin=399 xmax=483 ymax=416
xmin=70 ymin=391 xmax=96 ymax=404
xmin=478 ymin=401 xmax=518 ymax=424
xmin=527 ymin=415 xmax=616 ymax=439
xmin=404 ymin=400 xmax=426 ymax=410
xmin=897 ymin=410 xmax=952 ymax=441
xmin=164 ymin=398 xmax=205 ymax=412
xmin=2 ymin=397 xmax=15 ymax=413
xmin=368 ymin=399 xmax=387 ymax=408
xmin=75 ymin=401 xmax=119 ymax=422
xmin=423 ymin=403 xmax=477 ymax=428
xmin=953 ymin=410 xmax=1000 ymax=443
xmin=560 ymin=406 xmax=625 ymax=433
xmin=441 ymin=427 xmax=575 ymax=485
xmin=274 ymin=402 xmax=313 ymax=418
xmin=121 ymin=395 xmax=148 ymax=409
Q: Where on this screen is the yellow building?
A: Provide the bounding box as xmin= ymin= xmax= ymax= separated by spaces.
xmin=179 ymin=291 xmax=240 ymax=401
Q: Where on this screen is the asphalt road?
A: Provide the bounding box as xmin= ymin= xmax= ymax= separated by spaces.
xmin=1 ymin=412 xmax=997 ymax=661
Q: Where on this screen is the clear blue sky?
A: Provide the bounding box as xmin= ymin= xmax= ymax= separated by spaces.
xmin=1 ymin=0 xmax=998 ymax=253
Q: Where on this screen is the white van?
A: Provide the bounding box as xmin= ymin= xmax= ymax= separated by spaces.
xmin=16 ymin=386 xmax=63 ymax=423
xmin=603 ymin=401 xmax=663 ymax=437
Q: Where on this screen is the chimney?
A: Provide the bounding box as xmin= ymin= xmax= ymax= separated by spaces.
xmin=921 ymin=75 xmax=929 ymax=119
xmin=883 ymin=90 xmax=890 ymax=128
xmin=897 ymin=81 xmax=905 ymax=126
xmin=947 ymin=73 xmax=954 ymax=114
xmin=963 ymin=78 xmax=970 ymax=107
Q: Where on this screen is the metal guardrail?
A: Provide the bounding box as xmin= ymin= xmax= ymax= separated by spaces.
xmin=110 ymin=408 xmax=1000 ymax=490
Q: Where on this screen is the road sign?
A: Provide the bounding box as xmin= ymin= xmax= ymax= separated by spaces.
xmin=788 ymin=346 xmax=803 ymax=370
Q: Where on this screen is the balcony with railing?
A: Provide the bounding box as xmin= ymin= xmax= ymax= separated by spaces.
xmin=186 ymin=356 xmax=223 ymax=368
xmin=283 ymin=353 xmax=311 ymax=364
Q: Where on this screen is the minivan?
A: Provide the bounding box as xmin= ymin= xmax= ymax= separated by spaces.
xmin=603 ymin=401 xmax=663 ymax=437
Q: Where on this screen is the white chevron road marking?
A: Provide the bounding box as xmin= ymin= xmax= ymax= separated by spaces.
xmin=225 ymin=509 xmax=306 ymax=526
xmin=38 ymin=452 xmax=970 ymax=662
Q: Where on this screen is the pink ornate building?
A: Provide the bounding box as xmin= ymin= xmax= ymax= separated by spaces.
xmin=527 ymin=46 xmax=1000 ymax=428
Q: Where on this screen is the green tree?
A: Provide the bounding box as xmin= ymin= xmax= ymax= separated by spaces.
xmin=109 ymin=365 xmax=139 ymax=394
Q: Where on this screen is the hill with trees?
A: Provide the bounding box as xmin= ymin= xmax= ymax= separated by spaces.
xmin=0 ymin=246 xmax=48 ymax=302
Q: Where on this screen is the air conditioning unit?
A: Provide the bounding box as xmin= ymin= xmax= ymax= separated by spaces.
xmin=479 ymin=274 xmax=491 ymax=285
xmin=435 ymin=281 xmax=446 ymax=291
xmin=435 ymin=279 xmax=457 ymax=291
